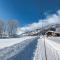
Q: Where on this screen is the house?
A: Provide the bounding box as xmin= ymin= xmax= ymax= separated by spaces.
xmin=54 ymin=32 xmax=60 ymax=36
xmin=46 ymin=31 xmax=60 ymax=37
xmin=54 ymin=27 xmax=60 ymax=36
xmin=46 ymin=31 xmax=55 ymax=37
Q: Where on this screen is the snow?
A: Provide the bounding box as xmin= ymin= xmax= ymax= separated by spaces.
xmin=0 ymin=35 xmax=60 ymax=60
xmin=46 ymin=37 xmax=60 ymax=51
xmin=0 ymin=36 xmax=38 ymax=60
xmin=46 ymin=37 xmax=60 ymax=60
xmin=33 ymin=36 xmax=45 ymax=60
xmin=33 ymin=36 xmax=60 ymax=60
xmin=33 ymin=36 xmax=46 ymax=60
xmin=8 ymin=36 xmax=38 ymax=60
xmin=0 ymin=36 xmax=36 ymax=49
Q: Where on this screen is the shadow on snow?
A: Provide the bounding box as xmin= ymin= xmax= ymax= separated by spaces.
xmin=8 ymin=38 xmax=38 ymax=60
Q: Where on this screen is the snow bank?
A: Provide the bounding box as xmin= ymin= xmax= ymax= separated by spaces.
xmin=0 ymin=36 xmax=60 ymax=60
xmin=46 ymin=37 xmax=60 ymax=60
xmin=0 ymin=36 xmax=37 ymax=60
xmin=8 ymin=36 xmax=38 ymax=60
xmin=0 ymin=36 xmax=36 ymax=49
xmin=33 ymin=36 xmax=60 ymax=60
xmin=33 ymin=37 xmax=46 ymax=60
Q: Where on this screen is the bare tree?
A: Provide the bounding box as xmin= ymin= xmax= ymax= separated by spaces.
xmin=0 ymin=20 xmax=5 ymax=38
xmin=7 ymin=19 xmax=18 ymax=37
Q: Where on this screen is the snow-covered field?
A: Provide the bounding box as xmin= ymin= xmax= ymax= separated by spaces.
xmin=33 ymin=36 xmax=60 ymax=60
xmin=0 ymin=36 xmax=60 ymax=60
xmin=0 ymin=36 xmax=38 ymax=60
xmin=46 ymin=37 xmax=60 ymax=60
xmin=0 ymin=36 xmax=36 ymax=49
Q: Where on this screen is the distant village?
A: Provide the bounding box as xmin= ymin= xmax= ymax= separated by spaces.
xmin=0 ymin=19 xmax=60 ymax=38
xmin=21 ymin=24 xmax=60 ymax=37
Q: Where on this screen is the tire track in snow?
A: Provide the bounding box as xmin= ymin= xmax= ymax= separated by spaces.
xmin=7 ymin=37 xmax=38 ymax=60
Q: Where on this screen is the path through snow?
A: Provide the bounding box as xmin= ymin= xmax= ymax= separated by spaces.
xmin=33 ymin=36 xmax=46 ymax=60
xmin=33 ymin=36 xmax=60 ymax=60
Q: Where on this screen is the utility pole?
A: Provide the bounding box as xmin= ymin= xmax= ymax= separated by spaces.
xmin=42 ymin=20 xmax=47 ymax=60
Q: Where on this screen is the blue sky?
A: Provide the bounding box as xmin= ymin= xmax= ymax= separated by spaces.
xmin=0 ymin=0 xmax=60 ymax=26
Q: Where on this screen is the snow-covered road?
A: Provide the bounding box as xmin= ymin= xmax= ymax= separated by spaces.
xmin=0 ymin=36 xmax=38 ymax=60
xmin=0 ymin=36 xmax=60 ymax=60
xmin=0 ymin=36 xmax=36 ymax=49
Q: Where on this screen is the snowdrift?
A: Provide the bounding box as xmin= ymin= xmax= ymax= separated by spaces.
xmin=0 ymin=36 xmax=38 ymax=60
xmin=46 ymin=37 xmax=60 ymax=60
xmin=33 ymin=36 xmax=60 ymax=60
xmin=0 ymin=36 xmax=60 ymax=60
xmin=33 ymin=37 xmax=46 ymax=60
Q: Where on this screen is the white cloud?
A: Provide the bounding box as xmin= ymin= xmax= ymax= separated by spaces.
xmin=57 ymin=10 xmax=60 ymax=16
xmin=17 ymin=10 xmax=60 ymax=34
